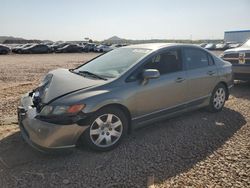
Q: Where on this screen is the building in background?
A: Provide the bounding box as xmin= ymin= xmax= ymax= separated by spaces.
xmin=224 ymin=30 xmax=250 ymax=43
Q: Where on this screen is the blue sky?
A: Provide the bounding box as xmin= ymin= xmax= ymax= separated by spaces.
xmin=0 ymin=0 xmax=249 ymax=41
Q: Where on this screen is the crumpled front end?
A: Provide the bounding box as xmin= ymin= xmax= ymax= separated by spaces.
xmin=18 ymin=93 xmax=88 ymax=152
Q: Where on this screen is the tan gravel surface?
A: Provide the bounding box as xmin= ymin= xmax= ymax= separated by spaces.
xmin=0 ymin=53 xmax=249 ymax=187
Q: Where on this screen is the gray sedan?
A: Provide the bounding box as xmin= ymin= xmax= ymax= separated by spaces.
xmin=18 ymin=43 xmax=233 ymax=152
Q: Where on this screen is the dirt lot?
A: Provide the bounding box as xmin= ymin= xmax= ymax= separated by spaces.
xmin=0 ymin=53 xmax=249 ymax=188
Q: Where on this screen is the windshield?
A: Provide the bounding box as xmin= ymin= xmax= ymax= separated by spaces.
xmin=75 ymin=48 xmax=151 ymax=78
xmin=242 ymin=39 xmax=250 ymax=48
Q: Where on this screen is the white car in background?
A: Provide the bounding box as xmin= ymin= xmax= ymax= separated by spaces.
xmin=221 ymin=39 xmax=250 ymax=81
xmin=95 ymin=44 xmax=113 ymax=52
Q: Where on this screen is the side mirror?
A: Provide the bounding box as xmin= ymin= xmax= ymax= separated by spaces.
xmin=142 ymin=69 xmax=160 ymax=85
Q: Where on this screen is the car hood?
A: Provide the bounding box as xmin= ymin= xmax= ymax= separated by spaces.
xmin=40 ymin=68 xmax=105 ymax=104
xmin=224 ymin=47 xmax=250 ymax=54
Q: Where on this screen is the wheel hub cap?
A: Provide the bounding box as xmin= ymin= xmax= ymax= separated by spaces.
xmin=213 ymin=88 xmax=225 ymax=109
xmin=90 ymin=114 xmax=123 ymax=148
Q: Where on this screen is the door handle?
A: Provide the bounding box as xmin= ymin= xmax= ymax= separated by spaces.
xmin=175 ymin=77 xmax=185 ymax=83
xmin=207 ymin=70 xmax=216 ymax=76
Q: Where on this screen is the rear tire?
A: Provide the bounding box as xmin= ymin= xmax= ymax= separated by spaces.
xmin=207 ymin=83 xmax=227 ymax=112
xmin=81 ymin=107 xmax=128 ymax=151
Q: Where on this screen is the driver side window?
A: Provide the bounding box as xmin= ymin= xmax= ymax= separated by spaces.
xmin=126 ymin=48 xmax=183 ymax=82
xmin=143 ymin=49 xmax=182 ymax=75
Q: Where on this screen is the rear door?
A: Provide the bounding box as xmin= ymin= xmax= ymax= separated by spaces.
xmin=183 ymin=47 xmax=218 ymax=101
xmin=133 ymin=48 xmax=188 ymax=118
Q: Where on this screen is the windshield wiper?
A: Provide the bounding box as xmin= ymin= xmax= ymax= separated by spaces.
xmin=77 ymin=71 xmax=107 ymax=80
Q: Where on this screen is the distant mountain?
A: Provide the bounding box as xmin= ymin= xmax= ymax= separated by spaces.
xmin=0 ymin=36 xmax=25 ymax=43
xmin=0 ymin=36 xmax=46 ymax=44
xmin=106 ymin=36 xmax=124 ymax=41
xmin=103 ymin=36 xmax=128 ymax=44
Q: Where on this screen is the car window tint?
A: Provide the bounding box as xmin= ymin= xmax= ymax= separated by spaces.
xmin=184 ymin=48 xmax=209 ymax=69
xmin=208 ymin=54 xmax=214 ymax=66
xmin=143 ymin=49 xmax=182 ymax=74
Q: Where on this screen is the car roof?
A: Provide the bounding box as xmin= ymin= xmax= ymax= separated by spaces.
xmin=123 ymin=43 xmax=199 ymax=50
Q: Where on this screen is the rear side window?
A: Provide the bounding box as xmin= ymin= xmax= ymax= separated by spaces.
xmin=184 ymin=48 xmax=211 ymax=70
xmin=143 ymin=49 xmax=182 ymax=74
xmin=208 ymin=54 xmax=215 ymax=66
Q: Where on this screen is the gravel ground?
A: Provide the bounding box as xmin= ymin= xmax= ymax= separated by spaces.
xmin=0 ymin=52 xmax=249 ymax=188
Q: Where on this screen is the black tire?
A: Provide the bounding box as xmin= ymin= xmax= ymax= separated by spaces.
xmin=207 ymin=83 xmax=227 ymax=112
xmin=81 ymin=106 xmax=128 ymax=151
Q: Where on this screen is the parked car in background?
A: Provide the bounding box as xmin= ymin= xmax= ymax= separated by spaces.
xmin=204 ymin=43 xmax=216 ymax=50
xmin=83 ymin=43 xmax=97 ymax=52
xmin=95 ymin=44 xmax=113 ymax=52
xmin=0 ymin=44 xmax=11 ymax=55
xmin=50 ymin=42 xmax=70 ymax=51
xmin=16 ymin=44 xmax=52 ymax=54
xmin=18 ymin=43 xmax=233 ymax=152
xmin=228 ymin=43 xmax=241 ymax=49
xmin=221 ymin=39 xmax=250 ymax=81
xmin=215 ymin=43 xmax=230 ymax=50
xmin=55 ymin=44 xmax=84 ymax=53
xmin=12 ymin=43 xmax=34 ymax=53
xmin=199 ymin=43 xmax=207 ymax=48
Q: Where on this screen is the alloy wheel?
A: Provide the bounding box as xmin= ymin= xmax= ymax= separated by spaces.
xmin=90 ymin=114 xmax=123 ymax=148
xmin=213 ymin=88 xmax=226 ymax=109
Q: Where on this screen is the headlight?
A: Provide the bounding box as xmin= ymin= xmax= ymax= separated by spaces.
xmin=34 ymin=74 xmax=53 ymax=99
xmin=39 ymin=104 xmax=85 ymax=116
xmin=53 ymin=106 xmax=68 ymax=115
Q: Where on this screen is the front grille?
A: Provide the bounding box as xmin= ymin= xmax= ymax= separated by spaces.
xmin=245 ymin=53 xmax=250 ymax=58
xmin=223 ymin=53 xmax=239 ymax=58
xmin=226 ymin=59 xmax=239 ymax=64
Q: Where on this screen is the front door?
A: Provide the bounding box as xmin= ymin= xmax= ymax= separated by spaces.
xmin=134 ymin=48 xmax=188 ymax=119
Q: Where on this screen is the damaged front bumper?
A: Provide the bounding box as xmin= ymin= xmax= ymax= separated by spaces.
xmin=18 ymin=93 xmax=88 ymax=152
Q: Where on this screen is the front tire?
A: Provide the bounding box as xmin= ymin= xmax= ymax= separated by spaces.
xmin=208 ymin=83 xmax=227 ymax=112
xmin=82 ymin=107 xmax=128 ymax=151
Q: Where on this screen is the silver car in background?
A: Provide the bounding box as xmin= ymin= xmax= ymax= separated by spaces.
xmin=18 ymin=43 xmax=233 ymax=152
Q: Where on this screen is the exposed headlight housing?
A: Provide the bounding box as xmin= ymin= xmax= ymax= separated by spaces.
xmin=33 ymin=74 xmax=53 ymax=98
xmin=39 ymin=73 xmax=53 ymax=87
xmin=33 ymin=74 xmax=53 ymax=109
xmin=39 ymin=104 xmax=85 ymax=116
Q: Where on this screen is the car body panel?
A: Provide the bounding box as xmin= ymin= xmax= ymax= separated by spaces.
xmin=133 ymin=71 xmax=188 ymax=117
xmin=40 ymin=68 xmax=106 ymax=104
